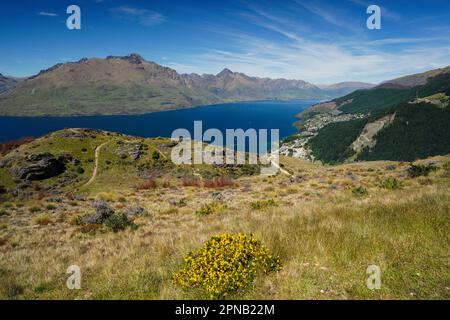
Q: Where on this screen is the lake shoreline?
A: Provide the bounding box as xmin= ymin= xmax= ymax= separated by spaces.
xmin=0 ymin=99 xmax=319 ymax=143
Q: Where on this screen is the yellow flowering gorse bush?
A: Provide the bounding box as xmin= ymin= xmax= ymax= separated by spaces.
xmin=173 ymin=233 xmax=281 ymax=299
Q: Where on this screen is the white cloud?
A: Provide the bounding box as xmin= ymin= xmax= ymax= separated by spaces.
xmin=110 ymin=6 xmax=166 ymax=26
xmin=171 ymin=20 xmax=450 ymax=84
xmin=37 ymin=12 xmax=58 ymax=17
xmin=163 ymin=1 xmax=450 ymax=84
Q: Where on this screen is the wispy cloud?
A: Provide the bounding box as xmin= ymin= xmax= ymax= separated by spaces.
xmin=110 ymin=6 xmax=166 ymax=26
xmin=170 ymin=3 xmax=450 ymax=84
xmin=294 ymin=0 xmax=357 ymax=31
xmin=37 ymin=11 xmax=58 ymax=17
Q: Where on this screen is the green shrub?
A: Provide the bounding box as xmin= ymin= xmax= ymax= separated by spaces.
xmin=173 ymin=233 xmax=281 ymax=299
xmin=70 ymin=215 xmax=83 ymax=226
xmin=29 ymin=206 xmax=41 ymax=213
xmin=196 ymin=202 xmax=226 ymax=216
xmin=250 ymin=199 xmax=278 ymax=210
xmin=76 ymin=167 xmax=85 ymax=174
xmin=0 ymin=210 xmax=8 ymax=216
xmin=379 ymin=177 xmax=404 ymax=190
xmin=407 ymin=163 xmax=438 ymax=178
xmin=352 ymin=186 xmax=369 ymax=197
xmin=151 ymin=151 xmax=161 ymax=160
xmin=46 ymin=204 xmax=57 ymax=210
xmin=104 ymin=212 xmax=136 ymax=232
xmin=33 ymin=282 xmax=50 ymax=294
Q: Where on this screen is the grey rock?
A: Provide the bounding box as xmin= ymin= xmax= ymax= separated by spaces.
xmin=73 ymin=195 xmax=86 ymax=202
xmin=82 ymin=201 xmax=114 ymax=224
xmin=212 ymin=192 xmax=224 ymax=201
xmin=11 ymin=153 xmax=66 ymax=181
xmin=289 ymin=175 xmax=306 ymax=183
xmin=124 ymin=206 xmax=145 ymax=216
xmin=115 ymin=142 xmax=143 ymax=161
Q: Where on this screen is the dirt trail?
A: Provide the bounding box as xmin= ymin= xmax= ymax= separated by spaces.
xmin=82 ymin=142 xmax=108 ymax=187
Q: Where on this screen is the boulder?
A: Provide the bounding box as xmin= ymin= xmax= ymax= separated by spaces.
xmin=11 ymin=153 xmax=66 ymax=181
xmin=212 ymin=192 xmax=224 ymax=201
xmin=123 ymin=206 xmax=145 ymax=216
xmin=82 ymin=201 xmax=114 ymax=224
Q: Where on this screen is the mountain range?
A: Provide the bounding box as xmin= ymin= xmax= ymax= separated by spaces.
xmin=0 ymin=53 xmax=374 ymax=116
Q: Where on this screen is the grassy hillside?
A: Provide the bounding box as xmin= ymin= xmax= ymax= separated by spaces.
xmin=0 ymin=84 xmax=223 ymax=116
xmin=0 ymin=129 xmax=449 ymax=300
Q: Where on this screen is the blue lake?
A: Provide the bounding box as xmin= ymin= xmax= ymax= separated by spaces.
xmin=0 ymin=100 xmax=318 ymax=143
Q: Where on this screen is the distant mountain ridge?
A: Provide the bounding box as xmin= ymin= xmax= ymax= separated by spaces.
xmin=0 ymin=53 xmax=373 ymax=116
xmin=0 ymin=74 xmax=22 ymax=94
xmin=378 ymin=66 xmax=450 ymax=88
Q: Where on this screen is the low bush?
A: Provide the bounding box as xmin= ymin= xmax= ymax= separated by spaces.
xmin=407 ymin=163 xmax=437 ymax=178
xmin=249 ymin=199 xmax=278 ymax=210
xmin=136 ymin=177 xmax=157 ymax=190
xmin=352 ymin=186 xmax=369 ymax=197
xmin=29 ymin=206 xmax=41 ymax=213
xmin=104 ymin=212 xmax=136 ymax=232
xmin=151 ymin=150 xmax=161 ymax=160
xmin=204 ymin=176 xmax=234 ymax=188
xmin=196 ymin=202 xmax=226 ymax=216
xmin=76 ymin=167 xmax=85 ymax=174
xmin=33 ymin=214 xmax=52 ymax=226
xmin=379 ymin=177 xmax=404 ymax=190
xmin=70 ymin=215 xmax=84 ymax=226
xmin=173 ymin=233 xmax=281 ymax=299
xmin=182 ymin=176 xmax=200 ymax=187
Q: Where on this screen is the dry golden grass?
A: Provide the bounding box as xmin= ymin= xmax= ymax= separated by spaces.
xmin=0 ymin=155 xmax=449 ymax=300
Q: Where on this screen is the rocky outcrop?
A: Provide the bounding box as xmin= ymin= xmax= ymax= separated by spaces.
xmin=11 ymin=153 xmax=66 ymax=181
xmin=115 ymin=141 xmax=143 ymax=160
xmin=82 ymin=201 xmax=114 ymax=224
xmin=351 ymin=113 xmax=396 ymax=155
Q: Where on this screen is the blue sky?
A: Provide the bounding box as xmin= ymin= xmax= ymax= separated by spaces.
xmin=1 ymin=0 xmax=450 ymax=84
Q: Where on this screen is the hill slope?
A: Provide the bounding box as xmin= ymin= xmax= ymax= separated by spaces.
xmin=288 ymin=67 xmax=450 ymax=164
xmin=0 ymin=74 xmax=21 ymax=94
xmin=0 ymin=128 xmax=448 ymax=300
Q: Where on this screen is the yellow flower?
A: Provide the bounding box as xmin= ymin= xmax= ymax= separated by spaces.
xmin=172 ymin=233 xmax=282 ymax=299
